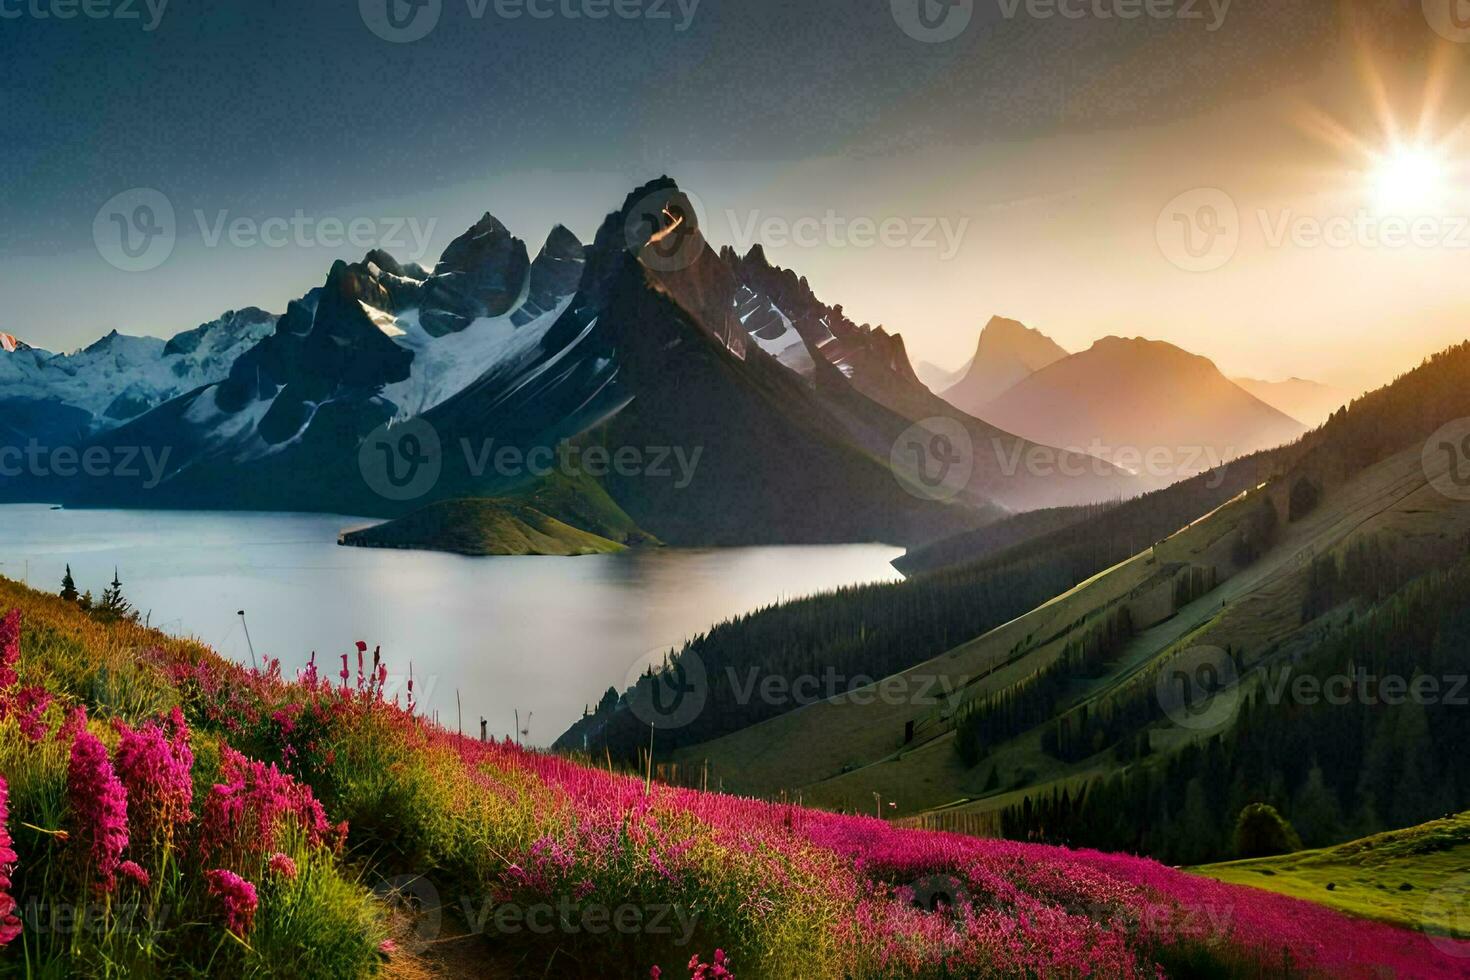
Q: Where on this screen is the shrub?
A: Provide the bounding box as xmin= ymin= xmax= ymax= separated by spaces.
xmin=1288 ymin=476 xmax=1321 ymax=522
xmin=1234 ymin=803 xmax=1303 ymax=859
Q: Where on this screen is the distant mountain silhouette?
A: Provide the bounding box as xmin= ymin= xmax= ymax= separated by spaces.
xmin=1232 ymin=376 xmax=1353 ymax=428
xmin=940 ymin=317 xmax=1069 ymax=416
xmin=916 ymin=359 xmax=968 ymax=393
xmin=977 ymin=336 xmax=1306 ymax=487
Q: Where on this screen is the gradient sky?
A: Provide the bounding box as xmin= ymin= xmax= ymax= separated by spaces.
xmin=5 ymin=0 xmax=1470 ymax=393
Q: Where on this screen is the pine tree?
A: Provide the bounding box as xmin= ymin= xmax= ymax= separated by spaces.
xmin=96 ymin=568 xmax=136 ymax=623
xmin=59 ymin=565 xmax=79 ymax=603
xmin=1292 ymin=764 xmax=1344 ymax=847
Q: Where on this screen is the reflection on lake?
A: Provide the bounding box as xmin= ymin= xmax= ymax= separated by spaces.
xmin=0 ymin=505 xmax=903 ymax=744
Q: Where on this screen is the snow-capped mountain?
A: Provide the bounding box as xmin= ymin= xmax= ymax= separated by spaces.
xmin=0 ymin=309 xmax=276 ymax=446
xmin=34 ymin=178 xmax=1141 ymax=547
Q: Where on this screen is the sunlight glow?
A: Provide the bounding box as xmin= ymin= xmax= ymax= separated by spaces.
xmin=1369 ymin=144 xmax=1447 ymax=214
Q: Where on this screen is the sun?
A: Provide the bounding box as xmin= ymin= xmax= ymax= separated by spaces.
xmin=1369 ymin=144 xmax=1447 ymax=214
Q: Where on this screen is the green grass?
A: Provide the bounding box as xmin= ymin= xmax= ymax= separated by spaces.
xmin=1193 ymin=811 xmax=1470 ymax=937
xmin=340 ymin=472 xmax=656 ymax=557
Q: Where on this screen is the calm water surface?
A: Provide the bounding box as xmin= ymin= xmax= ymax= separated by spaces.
xmin=0 ymin=505 xmax=902 ymax=744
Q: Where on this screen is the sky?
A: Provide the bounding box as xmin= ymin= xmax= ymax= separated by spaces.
xmin=5 ymin=0 xmax=1470 ymax=393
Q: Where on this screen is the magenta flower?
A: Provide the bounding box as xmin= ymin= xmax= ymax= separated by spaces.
xmin=0 ymin=776 xmax=22 ymax=946
xmin=200 ymin=747 xmax=341 ymax=867
xmin=300 ymin=651 xmax=319 ymax=688
xmin=112 ymin=712 xmax=194 ymax=849
xmin=0 ymin=608 xmax=19 ymax=691
xmin=67 ymin=730 xmax=130 ymax=891
xmin=267 ymin=852 xmax=298 ymax=881
xmin=688 ymin=950 xmax=734 ymax=979
xmin=205 ymin=869 xmax=258 ymax=937
xmin=117 ymin=860 xmax=150 ymax=890
xmin=57 ymin=705 xmax=88 ymax=743
xmin=10 ymin=685 xmax=52 ymax=742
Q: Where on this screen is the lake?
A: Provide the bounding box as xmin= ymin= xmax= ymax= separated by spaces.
xmin=0 ymin=505 xmax=903 ymax=744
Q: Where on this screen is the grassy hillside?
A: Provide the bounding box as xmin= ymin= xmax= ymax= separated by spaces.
xmin=558 ymin=451 xmax=1284 ymax=760
xmin=1195 ymin=812 xmax=1470 ymax=940
xmin=342 ymin=500 xmax=626 ymax=557
xmin=340 ymin=474 xmax=652 ymax=557
xmin=0 ymin=575 xmax=1465 ymax=977
xmin=644 ymin=341 xmax=1470 ymax=868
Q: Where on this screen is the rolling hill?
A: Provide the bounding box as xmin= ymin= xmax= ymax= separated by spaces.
xmin=1195 ymin=811 xmax=1470 ymax=941
xmin=576 ymin=340 xmax=1470 ymax=870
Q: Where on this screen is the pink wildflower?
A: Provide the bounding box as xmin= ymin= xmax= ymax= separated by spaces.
xmin=267 ymin=852 xmax=298 ymax=880
xmin=117 ymin=860 xmax=150 ymax=890
xmin=205 ymin=869 xmax=258 ymax=937
xmin=57 ymin=705 xmax=88 ymax=743
xmin=4 ymin=685 xmax=52 ymax=742
xmin=0 ymin=777 xmax=22 ymax=945
xmin=66 ymin=730 xmax=129 ymax=891
xmin=0 ymin=609 xmax=19 ymax=690
xmin=378 ymin=938 xmax=398 ymax=956
xmin=200 ymin=747 xmax=340 ymax=866
xmin=112 ymin=713 xmax=194 ymax=849
xmin=339 ymin=653 xmax=349 ymax=690
xmin=688 ymin=950 xmax=733 ymax=980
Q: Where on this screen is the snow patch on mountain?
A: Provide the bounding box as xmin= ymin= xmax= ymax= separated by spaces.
xmin=378 ymin=296 xmax=574 ymax=419
xmin=733 ymin=286 xmax=815 ymax=380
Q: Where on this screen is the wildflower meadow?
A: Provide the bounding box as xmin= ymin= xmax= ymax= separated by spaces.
xmin=0 ymin=576 xmax=1463 ymax=978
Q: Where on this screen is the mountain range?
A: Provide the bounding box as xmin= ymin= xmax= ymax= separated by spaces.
xmin=931 ymin=319 xmax=1317 ymax=486
xmin=0 ymin=311 xmax=275 ymax=449
xmin=2 ymin=179 xmax=1141 ymax=552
